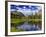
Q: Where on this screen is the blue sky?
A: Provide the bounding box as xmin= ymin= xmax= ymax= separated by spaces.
xmin=10 ymin=5 xmax=41 ymax=16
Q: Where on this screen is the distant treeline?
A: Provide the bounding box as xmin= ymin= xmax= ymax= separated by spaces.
xmin=11 ymin=11 xmax=42 ymax=19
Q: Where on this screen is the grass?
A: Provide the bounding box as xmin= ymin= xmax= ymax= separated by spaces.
xmin=28 ymin=19 xmax=42 ymax=21
xmin=11 ymin=18 xmax=42 ymax=26
xmin=11 ymin=18 xmax=25 ymax=27
xmin=11 ymin=18 xmax=25 ymax=23
xmin=11 ymin=27 xmax=24 ymax=32
xmin=28 ymin=19 xmax=42 ymax=24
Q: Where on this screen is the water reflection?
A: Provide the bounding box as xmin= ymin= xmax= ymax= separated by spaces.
xmin=11 ymin=21 xmax=42 ymax=31
xmin=16 ymin=22 xmax=41 ymax=31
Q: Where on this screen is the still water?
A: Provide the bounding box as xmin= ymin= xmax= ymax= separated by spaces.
xmin=11 ymin=22 xmax=41 ymax=31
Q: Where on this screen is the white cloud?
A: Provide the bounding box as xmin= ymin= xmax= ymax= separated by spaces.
xmin=11 ymin=6 xmax=42 ymax=16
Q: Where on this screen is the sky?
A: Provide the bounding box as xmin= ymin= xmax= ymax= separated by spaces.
xmin=10 ymin=5 xmax=42 ymax=16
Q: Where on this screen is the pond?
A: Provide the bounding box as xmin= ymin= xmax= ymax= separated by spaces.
xmin=11 ymin=21 xmax=42 ymax=32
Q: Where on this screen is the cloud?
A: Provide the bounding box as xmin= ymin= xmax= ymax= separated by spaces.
xmin=11 ymin=5 xmax=41 ymax=16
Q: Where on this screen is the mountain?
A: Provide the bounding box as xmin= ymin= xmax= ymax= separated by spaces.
xmin=36 ymin=9 xmax=42 ymax=15
xmin=11 ymin=11 xmax=25 ymax=18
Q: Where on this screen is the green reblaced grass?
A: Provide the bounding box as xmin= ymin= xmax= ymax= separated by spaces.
xmin=11 ymin=19 xmax=25 ymax=23
xmin=11 ymin=18 xmax=25 ymax=26
xmin=28 ymin=19 xmax=42 ymax=24
xmin=11 ymin=27 xmax=25 ymax=32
